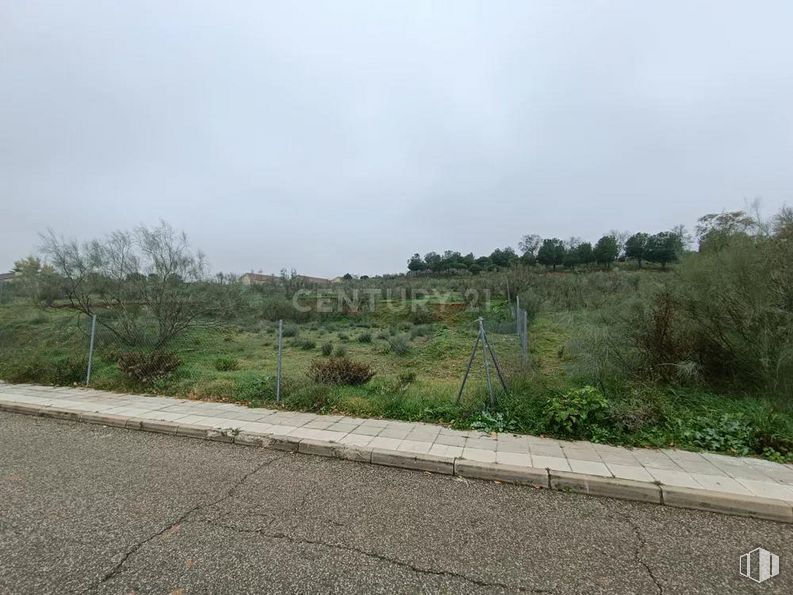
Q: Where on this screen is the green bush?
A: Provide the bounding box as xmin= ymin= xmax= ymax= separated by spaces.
xmin=116 ymin=351 xmax=181 ymax=385
xmin=214 ymin=356 xmax=239 ymax=371
xmin=321 ymin=342 xmax=333 ymax=356
xmin=516 ymin=289 xmax=543 ymax=325
xmin=386 ymin=334 xmax=411 ymax=356
xmin=284 ymin=384 xmax=330 ymax=410
xmin=233 ymin=374 xmax=277 ymax=402
xmin=308 ymin=357 xmax=375 ymax=385
xmin=397 ymin=370 xmax=417 ymax=386
xmin=261 ymin=298 xmax=311 ymax=323
xmin=751 ymin=412 xmax=793 ymax=456
xmin=409 ymin=308 xmax=436 ymax=324
xmin=608 ymin=391 xmax=662 ymax=433
xmin=357 ymin=332 xmax=372 ymax=343
xmin=470 ymin=410 xmax=518 ymax=433
xmin=601 ymin=230 xmax=793 ymax=397
xmin=333 ymin=345 xmax=347 ymax=357
xmin=281 ymin=324 xmax=299 ymax=337
xmin=674 ymin=413 xmax=754 ymax=456
xmin=543 ymin=386 xmax=609 ymax=437
xmin=409 ymin=324 xmax=433 ymax=339
xmin=292 ymin=338 xmax=316 ymax=350
xmin=0 ymin=353 xmax=86 ymax=385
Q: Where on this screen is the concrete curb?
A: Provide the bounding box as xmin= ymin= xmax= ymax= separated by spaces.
xmin=549 ymin=470 xmax=662 ymax=505
xmin=660 ymin=485 xmax=793 ymax=523
xmin=1 ymin=401 xmax=792 ymax=524
xmin=455 ymin=459 xmax=549 ymax=488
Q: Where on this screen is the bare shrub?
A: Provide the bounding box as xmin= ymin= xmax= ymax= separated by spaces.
xmin=117 ymin=351 xmax=181 ymax=385
xmin=41 ymin=222 xmax=206 ymax=348
xmin=308 ymin=357 xmax=375 ymax=385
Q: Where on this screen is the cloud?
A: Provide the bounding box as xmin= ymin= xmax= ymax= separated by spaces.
xmin=2 ymin=0 xmax=792 ymax=275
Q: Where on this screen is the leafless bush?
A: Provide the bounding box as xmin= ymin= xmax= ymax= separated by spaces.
xmin=41 ymin=221 xmax=206 ymax=347
xmin=116 ymin=351 xmax=182 ymax=385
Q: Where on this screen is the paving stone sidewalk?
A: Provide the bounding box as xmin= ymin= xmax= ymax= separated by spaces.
xmin=2 ymin=382 xmax=792 ymax=523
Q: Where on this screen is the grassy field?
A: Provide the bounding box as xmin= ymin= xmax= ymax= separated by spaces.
xmin=0 ymin=297 xmax=522 ymax=411
xmin=1 ymin=266 xmax=792 ymax=461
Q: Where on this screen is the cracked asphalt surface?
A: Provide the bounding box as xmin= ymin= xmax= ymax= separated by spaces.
xmin=1 ymin=412 xmax=791 ymax=594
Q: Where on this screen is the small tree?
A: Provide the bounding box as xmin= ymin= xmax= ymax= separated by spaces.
xmin=41 ymin=221 xmax=206 ymax=347
xmin=608 ymin=229 xmax=631 ymax=257
xmin=518 ymin=234 xmax=542 ymax=258
xmin=474 ymin=256 xmax=491 ymax=270
xmin=407 ymin=253 xmax=425 ymax=272
xmin=489 ymin=247 xmax=518 ymax=269
xmin=461 ymin=252 xmax=475 ymax=271
xmin=12 ymin=256 xmax=60 ymax=305
xmin=423 ymin=252 xmax=442 ymax=272
xmin=593 ymin=235 xmax=619 ymax=267
xmin=671 ymin=224 xmax=693 ymax=252
xmin=279 ymin=268 xmax=305 ymax=298
xmin=563 ymin=238 xmax=582 ymax=269
xmin=624 ymin=232 xmax=649 ymax=268
xmin=537 ymin=238 xmax=566 ymax=271
xmin=576 ymin=242 xmax=594 ymax=267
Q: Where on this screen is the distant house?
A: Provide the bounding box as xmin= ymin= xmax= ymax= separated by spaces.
xmin=240 ymin=272 xmax=331 ymax=286
xmin=0 ymin=272 xmax=17 ymax=284
xmin=239 ymin=272 xmax=279 ymax=286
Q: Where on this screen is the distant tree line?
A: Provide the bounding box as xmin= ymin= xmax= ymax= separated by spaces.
xmin=406 ymin=227 xmax=690 ymax=274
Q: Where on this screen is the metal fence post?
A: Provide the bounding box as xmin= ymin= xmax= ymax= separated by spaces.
xmin=276 ymin=319 xmax=283 ymax=402
xmin=515 ymin=296 xmax=520 ymax=333
xmin=85 ymin=313 xmax=97 ymax=385
xmin=479 ymin=318 xmax=494 ymax=408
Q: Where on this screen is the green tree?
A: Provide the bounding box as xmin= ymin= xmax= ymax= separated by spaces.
xmin=593 ymin=235 xmax=619 ymax=267
xmin=407 ymin=253 xmax=425 ymax=272
xmin=563 ymin=238 xmax=582 ymax=269
xmin=461 ymin=252 xmax=476 ymax=269
xmin=12 ymin=256 xmax=60 ymax=305
xmin=624 ymin=232 xmax=649 ymax=268
xmin=537 ymin=238 xmax=566 ymax=271
xmin=520 ymin=251 xmax=537 ymax=266
xmin=645 ymin=232 xmax=682 ymax=268
xmin=475 ymin=256 xmax=493 ymax=271
xmin=489 ymin=247 xmax=518 ymax=269
xmin=439 ymin=250 xmax=463 ymax=271
xmin=671 ymin=224 xmax=693 ymax=252
xmin=423 ymin=252 xmax=442 ymax=272
xmin=576 ymin=242 xmax=594 ymax=267
xmin=696 ymin=211 xmax=756 ymax=252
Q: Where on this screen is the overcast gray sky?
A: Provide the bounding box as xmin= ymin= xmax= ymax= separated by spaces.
xmin=2 ymin=1 xmax=792 ymax=277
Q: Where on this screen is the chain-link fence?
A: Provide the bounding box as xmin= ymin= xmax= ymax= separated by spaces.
xmin=0 ymin=292 xmax=529 ymax=413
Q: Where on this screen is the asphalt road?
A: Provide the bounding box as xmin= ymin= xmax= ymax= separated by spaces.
xmin=0 ymin=412 xmax=790 ymax=594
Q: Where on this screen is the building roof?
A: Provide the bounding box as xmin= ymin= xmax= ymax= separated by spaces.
xmin=242 ymin=272 xmax=331 ymax=284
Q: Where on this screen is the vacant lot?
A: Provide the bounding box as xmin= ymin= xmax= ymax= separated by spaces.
xmin=2 ymin=261 xmax=792 ymax=462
